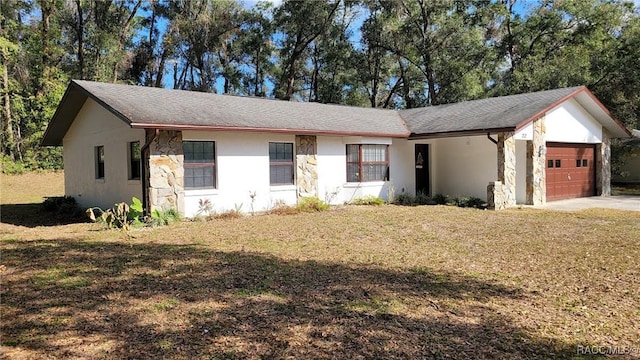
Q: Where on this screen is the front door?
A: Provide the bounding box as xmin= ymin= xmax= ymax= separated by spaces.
xmin=415 ymin=144 xmax=430 ymax=195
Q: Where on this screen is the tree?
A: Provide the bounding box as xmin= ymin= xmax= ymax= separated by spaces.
xmin=237 ymin=2 xmax=275 ymax=97
xmin=273 ymin=0 xmax=340 ymax=100
xmin=162 ymin=0 xmax=242 ymax=92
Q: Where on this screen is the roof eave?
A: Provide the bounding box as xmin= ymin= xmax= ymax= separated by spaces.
xmin=41 ymin=80 xmax=133 ymax=146
xmin=514 ymin=86 xmax=587 ymax=132
xmin=408 ymin=127 xmax=516 ymax=140
xmin=130 ymin=122 xmax=411 ymax=138
xmin=514 ymin=86 xmax=632 ymax=138
xmin=40 ymin=82 xmax=86 ymax=146
xmin=578 ymin=89 xmax=632 ymax=138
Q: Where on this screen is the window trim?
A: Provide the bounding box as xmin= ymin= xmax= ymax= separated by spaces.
xmin=183 ymin=141 xmax=217 ymax=190
xmin=346 ymin=144 xmax=389 ymax=183
xmin=95 ymin=145 xmax=105 ymax=179
xmin=128 ymin=141 xmax=141 ymax=180
xmin=269 ymin=142 xmax=295 ymax=186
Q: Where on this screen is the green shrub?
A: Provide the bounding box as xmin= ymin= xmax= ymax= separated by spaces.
xmin=297 ymin=197 xmax=329 ymax=212
xmin=432 ymin=193 xmax=449 ymax=205
xmin=1 ymin=155 xmax=27 ymax=174
xmin=42 ymin=196 xmax=74 ymax=212
xmin=395 ymin=193 xmax=415 ymax=206
xmin=150 ymin=208 xmax=181 ymax=226
xmin=351 ymin=195 xmax=385 ymax=206
xmin=415 ymin=191 xmax=436 ymax=205
xmin=42 ymin=196 xmax=82 ymax=217
xmin=456 ymin=196 xmax=486 ymax=209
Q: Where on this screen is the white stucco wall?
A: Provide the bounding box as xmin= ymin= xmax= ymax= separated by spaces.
xmin=515 ymin=140 xmax=527 ymax=204
xmin=544 ymin=98 xmax=603 ymax=143
xmin=430 ymin=136 xmax=497 ymax=199
xmin=180 ymin=131 xmax=414 ymax=216
xmin=63 ymin=98 xmax=145 ymax=209
xmin=181 ymin=131 xmax=298 ymax=217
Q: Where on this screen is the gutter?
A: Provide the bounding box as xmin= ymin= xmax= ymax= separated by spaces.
xmin=408 ymin=127 xmax=516 ymax=140
xmin=140 ymin=128 xmax=159 ymax=214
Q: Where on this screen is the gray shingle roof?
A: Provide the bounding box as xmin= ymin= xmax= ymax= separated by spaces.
xmin=399 ymin=87 xmax=583 ymax=136
xmin=78 ymin=80 xmax=408 ymax=135
xmin=42 ymin=80 xmax=629 ymax=146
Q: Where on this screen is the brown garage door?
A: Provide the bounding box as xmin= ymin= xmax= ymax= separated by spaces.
xmin=546 ymin=143 xmax=596 ymax=201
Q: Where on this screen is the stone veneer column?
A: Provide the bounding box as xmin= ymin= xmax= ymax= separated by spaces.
xmin=497 ymin=131 xmax=516 ymax=207
xmin=295 ymin=135 xmax=318 ymax=198
xmin=526 ymin=117 xmax=546 ymax=205
xmin=596 ymin=129 xmax=611 ymax=196
xmin=487 ymin=181 xmax=506 ymax=210
xmin=148 ymin=130 xmax=184 ymax=214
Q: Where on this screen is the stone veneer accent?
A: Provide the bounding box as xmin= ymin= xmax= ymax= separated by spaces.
xmin=526 ymin=117 xmax=546 ymax=205
xmin=487 ymin=181 xmax=506 ymax=210
xmin=295 ymin=135 xmax=318 ymax=198
xmin=148 ymin=130 xmax=184 ymax=214
xmin=596 ymin=129 xmax=611 ymax=196
xmin=496 ymin=131 xmax=516 ymax=207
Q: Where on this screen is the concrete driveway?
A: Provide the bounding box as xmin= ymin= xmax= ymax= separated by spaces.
xmin=537 ymin=195 xmax=640 ymax=211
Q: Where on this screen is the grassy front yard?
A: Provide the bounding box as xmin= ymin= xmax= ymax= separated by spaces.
xmin=1 ymin=172 xmax=639 ymax=359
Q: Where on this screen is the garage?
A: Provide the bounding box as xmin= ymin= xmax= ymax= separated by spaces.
xmin=546 ymin=143 xmax=596 ymax=201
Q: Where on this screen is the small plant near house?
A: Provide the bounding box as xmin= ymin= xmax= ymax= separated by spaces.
xmin=324 ymin=186 xmax=341 ymax=204
xmin=268 ymin=199 xmax=301 ymax=215
xmin=297 ymin=197 xmax=329 ymax=212
xmin=350 ymin=195 xmax=385 ymax=206
xmin=213 ymin=203 xmax=244 ymax=219
xmin=415 ymin=191 xmax=436 ymax=205
xmin=87 ymin=197 xmax=150 ymax=230
xmin=455 ymin=196 xmax=487 ymax=209
xmin=87 ymin=202 xmax=132 ymax=231
xmin=148 ymin=208 xmax=181 ymax=226
xmin=196 ymin=198 xmax=214 ymax=217
xmin=249 ymin=191 xmax=257 ymax=215
xmin=385 ymin=182 xmax=396 ymax=204
xmin=394 ymin=192 xmax=416 ymax=206
xmin=129 ymin=197 xmax=144 ymax=225
xmin=432 ymin=193 xmax=449 ymax=205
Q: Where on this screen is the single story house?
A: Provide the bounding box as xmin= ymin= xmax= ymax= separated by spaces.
xmin=612 ymin=129 xmax=640 ymax=184
xmin=42 ymin=80 xmax=631 ymax=216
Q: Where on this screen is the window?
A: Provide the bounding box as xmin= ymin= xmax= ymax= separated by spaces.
xmin=129 ymin=141 xmax=141 ymax=180
xmin=346 ymin=144 xmax=389 ymax=182
xmin=95 ymin=146 xmax=105 ymax=179
xmin=582 ymin=159 xmax=588 ymax=167
xmin=576 ymin=159 xmax=582 ymax=167
xmin=183 ymin=141 xmax=216 ymax=189
xmin=548 ymin=160 xmax=554 ymax=168
xmin=555 ymin=160 xmax=562 ymax=168
xmin=269 ymin=142 xmax=294 ymax=185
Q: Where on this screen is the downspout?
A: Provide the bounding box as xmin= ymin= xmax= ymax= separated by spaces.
xmin=140 ymin=128 xmax=159 ymax=214
xmin=487 ymin=133 xmax=498 ymax=145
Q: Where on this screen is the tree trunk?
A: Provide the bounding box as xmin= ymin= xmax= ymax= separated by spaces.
xmin=2 ymin=56 xmax=15 ymax=160
xmin=254 ymin=47 xmax=261 ymax=96
xmin=40 ymin=1 xmax=51 ymax=73
xmin=75 ymin=0 xmax=85 ymax=79
xmin=154 ymin=48 xmax=168 ymax=88
xmin=112 ymin=0 xmax=143 ymax=82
